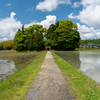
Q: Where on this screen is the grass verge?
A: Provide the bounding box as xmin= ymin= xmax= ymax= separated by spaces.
xmin=0 ymin=51 xmax=46 ymax=100
xmin=51 ymin=51 xmax=100 ymax=100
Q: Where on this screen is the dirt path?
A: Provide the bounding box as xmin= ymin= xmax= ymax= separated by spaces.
xmin=27 ymin=51 xmax=74 ymax=100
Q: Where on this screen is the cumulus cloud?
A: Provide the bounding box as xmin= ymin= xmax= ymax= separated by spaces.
xmin=81 ymin=0 xmax=100 ymax=7
xmin=25 ymin=15 xmax=57 ymax=28
xmin=69 ymin=0 xmax=100 ymax=28
xmin=36 ymin=0 xmax=71 ymax=12
xmin=7 ymin=3 xmax=11 ymax=6
xmin=77 ymin=23 xmax=100 ymax=40
xmin=0 ymin=12 xmax=22 ymax=42
xmin=0 ymin=12 xmax=56 ymax=42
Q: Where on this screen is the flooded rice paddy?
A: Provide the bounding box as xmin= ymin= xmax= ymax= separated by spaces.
xmin=0 ymin=52 xmax=43 ymax=81
xmin=54 ymin=51 xmax=100 ymax=84
xmin=0 ymin=60 xmax=16 ymax=81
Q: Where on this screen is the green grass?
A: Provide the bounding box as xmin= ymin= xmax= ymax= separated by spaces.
xmin=51 ymin=51 xmax=100 ymax=100
xmin=0 ymin=51 xmax=47 ymax=100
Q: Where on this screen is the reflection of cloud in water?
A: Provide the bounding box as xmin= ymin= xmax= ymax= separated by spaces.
xmin=79 ymin=52 xmax=100 ymax=84
xmin=85 ymin=67 xmax=100 ymax=84
xmin=79 ymin=52 xmax=100 ymax=72
xmin=0 ymin=60 xmax=16 ymax=81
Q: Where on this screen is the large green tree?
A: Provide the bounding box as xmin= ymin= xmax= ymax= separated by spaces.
xmin=13 ymin=24 xmax=46 ymax=51
xmin=45 ymin=20 xmax=80 ymax=50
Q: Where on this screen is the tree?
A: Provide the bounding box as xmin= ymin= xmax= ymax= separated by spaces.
xmin=45 ymin=21 xmax=59 ymax=47
xmin=0 ymin=40 xmax=13 ymax=50
xmin=13 ymin=31 xmax=27 ymax=51
xmin=13 ymin=24 xmax=46 ymax=51
xmin=13 ymin=25 xmax=27 ymax=51
xmin=45 ymin=20 xmax=80 ymax=50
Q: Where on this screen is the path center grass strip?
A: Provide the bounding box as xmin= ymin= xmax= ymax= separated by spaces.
xmin=51 ymin=51 xmax=100 ymax=100
xmin=0 ymin=51 xmax=47 ymax=100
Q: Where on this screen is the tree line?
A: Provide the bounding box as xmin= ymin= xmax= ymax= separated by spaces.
xmin=0 ymin=20 xmax=81 ymax=51
xmin=0 ymin=40 xmax=13 ymax=50
xmin=80 ymin=39 xmax=100 ymax=45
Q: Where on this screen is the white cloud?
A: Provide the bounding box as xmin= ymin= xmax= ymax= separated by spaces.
xmin=36 ymin=0 xmax=71 ymax=12
xmin=68 ymin=12 xmax=76 ymax=19
xmin=72 ymin=2 xmax=81 ymax=8
xmin=0 ymin=38 xmax=8 ymax=42
xmin=7 ymin=3 xmax=11 ymax=6
xmin=77 ymin=23 xmax=100 ymax=40
xmin=81 ymin=0 xmax=100 ymax=7
xmin=69 ymin=0 xmax=100 ymax=28
xmin=25 ymin=15 xmax=57 ymax=29
xmin=0 ymin=12 xmax=56 ymax=42
xmin=0 ymin=12 xmax=22 ymax=42
xmin=77 ymin=5 xmax=100 ymax=28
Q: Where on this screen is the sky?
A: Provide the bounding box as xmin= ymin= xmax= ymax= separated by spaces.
xmin=0 ymin=0 xmax=100 ymax=42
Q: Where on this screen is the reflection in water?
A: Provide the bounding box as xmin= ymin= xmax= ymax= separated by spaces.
xmin=79 ymin=52 xmax=100 ymax=84
xmin=55 ymin=51 xmax=100 ymax=84
xmin=55 ymin=51 xmax=81 ymax=69
xmin=0 ymin=60 xmax=16 ymax=81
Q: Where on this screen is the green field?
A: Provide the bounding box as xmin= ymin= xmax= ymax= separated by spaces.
xmin=0 ymin=51 xmax=46 ymax=100
xmin=51 ymin=51 xmax=100 ymax=100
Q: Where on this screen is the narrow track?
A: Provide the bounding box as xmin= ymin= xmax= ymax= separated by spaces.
xmin=27 ymin=51 xmax=74 ymax=100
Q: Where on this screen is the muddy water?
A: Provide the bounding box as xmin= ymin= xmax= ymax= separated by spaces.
xmin=0 ymin=60 xmax=16 ymax=81
xmin=54 ymin=51 xmax=100 ymax=84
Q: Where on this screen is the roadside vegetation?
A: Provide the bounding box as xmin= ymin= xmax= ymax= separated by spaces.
xmin=51 ymin=51 xmax=100 ymax=100
xmin=0 ymin=51 xmax=46 ymax=100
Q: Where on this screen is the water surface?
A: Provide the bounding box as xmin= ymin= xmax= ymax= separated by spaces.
xmin=55 ymin=51 xmax=100 ymax=84
xmin=0 ymin=60 xmax=16 ymax=81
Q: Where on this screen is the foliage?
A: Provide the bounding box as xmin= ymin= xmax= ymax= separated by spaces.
xmin=0 ymin=40 xmax=13 ymax=50
xmin=45 ymin=20 xmax=80 ymax=50
xmin=13 ymin=24 xmax=46 ymax=51
xmin=80 ymin=39 xmax=100 ymax=45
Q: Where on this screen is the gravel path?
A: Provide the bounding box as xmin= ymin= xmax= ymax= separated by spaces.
xmin=27 ymin=51 xmax=74 ymax=100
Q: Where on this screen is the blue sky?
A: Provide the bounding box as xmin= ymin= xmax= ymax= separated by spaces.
xmin=0 ymin=0 xmax=100 ymax=42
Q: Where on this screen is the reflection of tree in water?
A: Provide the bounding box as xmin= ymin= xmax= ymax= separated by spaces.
xmin=55 ymin=51 xmax=81 ymax=69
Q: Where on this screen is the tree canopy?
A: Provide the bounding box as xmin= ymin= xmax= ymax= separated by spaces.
xmin=0 ymin=40 xmax=13 ymax=50
xmin=45 ymin=20 xmax=80 ymax=50
xmin=12 ymin=20 xmax=81 ymax=51
xmin=13 ymin=24 xmax=46 ymax=51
